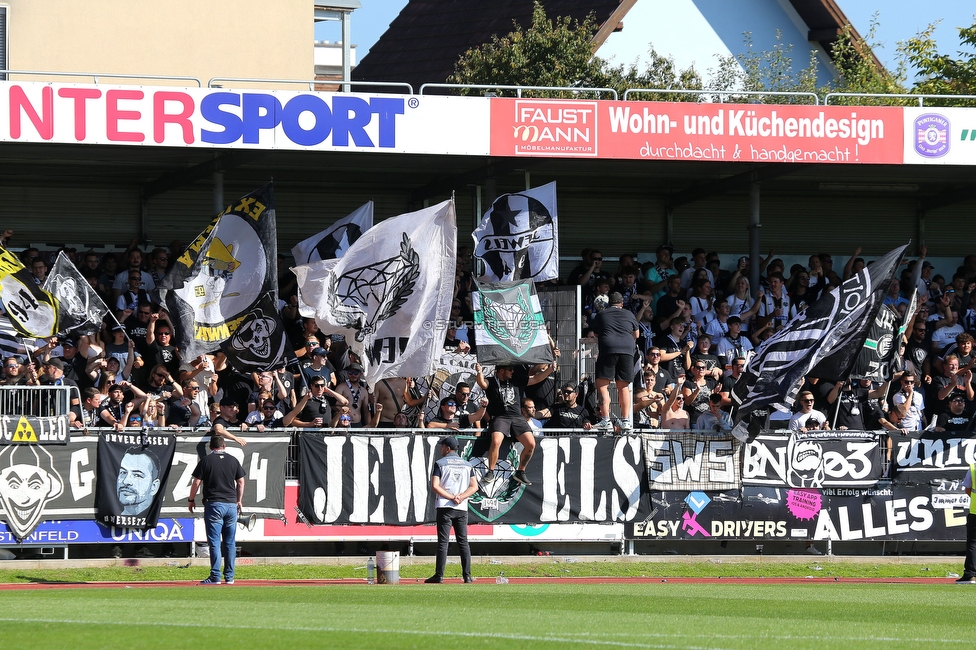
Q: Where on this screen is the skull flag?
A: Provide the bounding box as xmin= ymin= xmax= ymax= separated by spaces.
xmin=158 ymin=184 xmax=278 ymax=359
xmin=219 ymin=293 xmax=295 ymax=372
xmin=292 ymin=199 xmax=456 ymax=385
xmin=43 ymin=251 xmax=110 ymax=336
xmin=472 ymin=280 xmax=554 ymax=365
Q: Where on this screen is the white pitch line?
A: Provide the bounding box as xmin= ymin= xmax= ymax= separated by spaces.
xmin=573 ymin=630 xmax=971 ymax=645
xmin=0 ymin=617 xmax=721 ymax=650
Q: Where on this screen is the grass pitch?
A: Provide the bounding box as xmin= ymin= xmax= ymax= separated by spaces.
xmin=0 ymin=582 xmax=973 ymax=649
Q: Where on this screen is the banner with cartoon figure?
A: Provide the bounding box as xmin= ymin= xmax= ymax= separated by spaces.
xmin=741 ymin=431 xmax=884 ymax=488
xmin=158 ymin=184 xmax=278 ymax=359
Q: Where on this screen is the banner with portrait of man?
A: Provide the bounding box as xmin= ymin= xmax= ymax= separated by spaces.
xmin=94 ymin=432 xmax=177 ymax=530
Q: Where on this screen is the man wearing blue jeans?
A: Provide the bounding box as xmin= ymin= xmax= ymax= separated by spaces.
xmin=188 ymin=436 xmax=245 ymax=585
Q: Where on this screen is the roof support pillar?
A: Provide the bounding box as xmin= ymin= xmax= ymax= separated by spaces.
xmin=749 ymin=180 xmax=761 ymax=298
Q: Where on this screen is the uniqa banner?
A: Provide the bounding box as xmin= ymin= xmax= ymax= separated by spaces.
xmin=740 ymin=431 xmax=884 ymax=488
xmin=643 ymin=432 xmax=741 ymax=491
xmin=626 ymin=483 xmax=966 ymax=542
xmin=297 ymin=433 xmax=650 ymax=525
xmin=0 ymin=433 xmax=287 ymax=541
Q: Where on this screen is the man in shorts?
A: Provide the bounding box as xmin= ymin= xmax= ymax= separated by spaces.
xmin=474 ymin=360 xmax=554 ymax=486
xmin=591 ymin=292 xmax=639 ymax=432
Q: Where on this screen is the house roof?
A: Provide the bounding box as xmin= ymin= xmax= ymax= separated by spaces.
xmin=352 ymin=0 xmax=622 ymax=90
xmin=353 ymin=0 xmax=879 ymax=90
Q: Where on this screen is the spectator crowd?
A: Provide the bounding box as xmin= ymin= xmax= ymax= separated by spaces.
xmin=6 ymin=235 xmax=976 ymax=447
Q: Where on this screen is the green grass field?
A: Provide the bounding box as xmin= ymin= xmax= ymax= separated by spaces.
xmin=0 ymin=582 xmax=973 ymax=649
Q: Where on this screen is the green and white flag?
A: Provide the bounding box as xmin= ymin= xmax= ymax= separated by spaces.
xmin=473 ymin=280 xmax=553 ymax=365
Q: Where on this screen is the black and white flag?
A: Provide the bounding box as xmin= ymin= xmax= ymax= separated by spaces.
xmin=850 ymin=305 xmax=900 ymax=382
xmin=94 ymin=432 xmax=177 ymax=530
xmin=292 ymin=201 xmax=373 ymax=265
xmin=473 ymin=182 xmax=558 ymax=282
xmin=219 ymin=293 xmax=294 ymax=372
xmin=42 ymin=251 xmax=110 ymax=336
xmin=473 ymin=280 xmax=553 ymax=365
xmin=158 ymin=184 xmax=278 ymax=359
xmin=732 ymin=245 xmax=906 ymax=441
xmin=293 ymin=199 xmax=456 ymax=384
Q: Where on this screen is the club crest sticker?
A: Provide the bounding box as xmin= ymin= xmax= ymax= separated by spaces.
xmin=914 ymin=113 xmax=950 ymax=158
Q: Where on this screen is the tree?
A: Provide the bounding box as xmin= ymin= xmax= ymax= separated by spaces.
xmin=449 ymin=1 xmax=702 ymax=99
xmin=449 ymin=2 xmax=608 ymax=97
xmin=903 ymin=19 xmax=976 ymax=105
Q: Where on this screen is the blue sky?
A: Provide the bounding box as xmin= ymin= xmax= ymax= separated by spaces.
xmin=316 ymin=0 xmax=975 ymax=75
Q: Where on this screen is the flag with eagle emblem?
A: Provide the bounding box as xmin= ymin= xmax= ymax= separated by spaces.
xmin=158 ymin=184 xmax=278 ymax=359
xmin=473 ymin=181 xmax=558 ymax=282
xmin=472 ymin=280 xmax=553 ymax=365
xmin=292 ymin=199 xmax=456 ymax=384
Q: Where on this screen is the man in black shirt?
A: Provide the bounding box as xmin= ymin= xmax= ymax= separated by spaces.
xmin=591 ymin=292 xmax=639 ymax=433
xmin=935 ymin=395 xmax=976 ymax=433
xmin=210 ymin=397 xmax=249 ymax=446
xmin=293 ymin=377 xmax=347 ymax=428
xmin=546 ymin=384 xmax=594 ymax=430
xmin=475 ymin=360 xmax=554 ymax=486
xmin=188 ymin=435 xmax=245 ymax=585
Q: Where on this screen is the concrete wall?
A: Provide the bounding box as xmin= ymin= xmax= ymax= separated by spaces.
xmin=4 ymin=0 xmax=312 ymax=85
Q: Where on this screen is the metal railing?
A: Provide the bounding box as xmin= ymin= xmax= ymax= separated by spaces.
xmin=825 ymin=92 xmax=976 ymax=106
xmin=0 ymin=70 xmax=202 ymax=86
xmin=420 ymin=82 xmax=618 ymax=100
xmin=0 ymin=385 xmax=77 ymax=418
xmin=208 ymin=77 xmax=413 ymax=94
xmin=623 ymin=88 xmax=820 ymax=104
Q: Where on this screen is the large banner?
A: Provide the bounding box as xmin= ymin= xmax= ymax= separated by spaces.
xmin=6 ymin=81 xmax=963 ymax=167
xmin=95 ymin=432 xmax=177 ymax=529
xmin=643 ymin=432 xmax=740 ymax=491
xmin=0 ymin=83 xmax=491 ymax=155
xmin=0 ymin=434 xmax=287 ymax=540
xmin=892 ymin=431 xmax=974 ymax=482
xmin=297 ymin=433 xmax=650 ymax=525
xmin=741 ymin=431 xmax=884 ymax=488
xmin=627 ymin=483 xmax=966 ymax=542
xmin=491 ymin=99 xmax=905 ymax=164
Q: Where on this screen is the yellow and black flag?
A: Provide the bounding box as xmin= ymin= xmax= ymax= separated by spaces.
xmin=158 ymin=184 xmax=278 ymax=358
xmin=0 ymin=247 xmax=59 ymax=338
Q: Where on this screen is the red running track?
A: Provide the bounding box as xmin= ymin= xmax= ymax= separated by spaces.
xmin=0 ymin=576 xmax=957 ymax=590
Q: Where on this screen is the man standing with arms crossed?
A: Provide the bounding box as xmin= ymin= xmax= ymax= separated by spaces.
xmin=188 ymin=436 xmax=245 ymax=585
xmin=592 ymin=292 xmax=639 ymax=433
xmin=425 ymin=436 xmax=478 ymax=584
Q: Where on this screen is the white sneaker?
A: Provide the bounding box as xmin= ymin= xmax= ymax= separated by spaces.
xmin=806 ymin=546 xmax=822 ymax=555
xmin=595 ymin=418 xmax=613 ymax=433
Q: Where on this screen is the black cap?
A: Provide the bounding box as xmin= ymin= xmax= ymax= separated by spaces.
xmin=348 ymin=362 xmax=364 ymax=372
xmin=656 ymin=244 xmax=674 ymax=254
xmin=219 ymin=396 xmax=238 ymax=408
xmin=439 ymin=436 xmax=458 ymax=451
xmin=44 ymin=358 xmax=65 ymax=370
xmin=608 ymin=291 xmax=624 ymax=305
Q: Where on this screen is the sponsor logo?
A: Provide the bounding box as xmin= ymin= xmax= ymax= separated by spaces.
xmin=914 ymin=113 xmax=950 ymax=158
xmin=510 ymin=100 xmax=597 ymax=157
